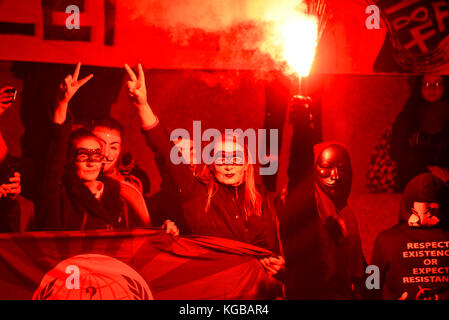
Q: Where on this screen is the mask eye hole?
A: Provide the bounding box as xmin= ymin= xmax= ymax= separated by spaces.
xmin=424 ymin=81 xmax=443 ymax=88
xmin=216 ymin=156 xmax=245 ymax=165
xmin=214 ymin=154 xmax=225 ymax=165
xmin=411 ymin=204 xmax=439 ymax=217
xmin=90 ymin=154 xmax=103 ymax=162
xmin=74 ymin=154 xmax=89 ymax=162
xmin=233 ymin=156 xmax=244 ymax=165
xmin=317 ymin=167 xmax=331 ymax=178
xmin=74 ymin=148 xmax=103 ymax=162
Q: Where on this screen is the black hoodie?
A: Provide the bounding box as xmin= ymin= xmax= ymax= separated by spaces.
xmin=370 ymin=173 xmax=449 ymax=300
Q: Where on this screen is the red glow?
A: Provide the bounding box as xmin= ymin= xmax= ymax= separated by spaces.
xmin=256 ymin=1 xmax=319 ymax=77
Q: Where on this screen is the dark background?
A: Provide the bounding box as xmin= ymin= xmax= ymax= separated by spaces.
xmin=0 ymin=60 xmax=411 ymax=260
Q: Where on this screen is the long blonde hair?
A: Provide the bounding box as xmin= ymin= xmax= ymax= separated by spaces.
xmin=197 ymin=141 xmax=263 ymax=218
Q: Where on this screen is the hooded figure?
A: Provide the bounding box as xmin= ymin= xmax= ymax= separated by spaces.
xmin=312 ymin=142 xmax=366 ymax=299
xmin=282 ymin=140 xmax=366 ymax=299
xmin=314 ymin=143 xmax=353 ymax=239
xmin=398 ymin=173 xmax=449 ymax=228
xmin=370 ymin=173 xmax=449 ymax=300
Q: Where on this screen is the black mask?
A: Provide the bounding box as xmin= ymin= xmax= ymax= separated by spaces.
xmin=315 ymin=144 xmax=352 ymax=207
xmin=73 ymin=148 xmax=103 ymax=163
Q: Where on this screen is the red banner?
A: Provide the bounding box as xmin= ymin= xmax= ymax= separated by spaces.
xmin=0 ymin=229 xmax=281 ymax=300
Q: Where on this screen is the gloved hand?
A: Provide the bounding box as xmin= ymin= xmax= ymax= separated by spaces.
xmin=288 ymin=95 xmax=314 ymax=129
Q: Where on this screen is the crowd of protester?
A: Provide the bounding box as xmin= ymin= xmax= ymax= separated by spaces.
xmin=0 ymin=64 xmax=448 ymax=300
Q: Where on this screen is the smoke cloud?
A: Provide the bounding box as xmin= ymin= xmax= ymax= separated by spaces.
xmin=118 ymin=0 xmax=327 ymax=86
xmin=121 ymin=0 xmax=303 ymax=31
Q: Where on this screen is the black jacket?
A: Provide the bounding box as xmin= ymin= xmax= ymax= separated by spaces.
xmin=371 ymin=173 xmax=449 ymax=300
xmin=280 ymin=112 xmax=366 ymax=299
xmin=34 ymin=122 xmax=139 ymax=231
xmin=0 ymin=198 xmax=20 ymax=232
xmin=143 ymin=124 xmax=280 ymax=254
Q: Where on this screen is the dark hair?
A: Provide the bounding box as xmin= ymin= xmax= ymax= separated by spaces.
xmin=90 ymin=117 xmax=124 ymax=137
xmin=68 ymin=127 xmax=103 ymax=159
xmin=404 ymin=75 xmax=449 ymax=114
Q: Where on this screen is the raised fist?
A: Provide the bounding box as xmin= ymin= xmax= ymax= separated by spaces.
xmin=288 ymin=95 xmax=314 ymax=129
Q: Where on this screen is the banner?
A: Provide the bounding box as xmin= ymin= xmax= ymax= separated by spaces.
xmin=369 ymin=0 xmax=449 ymax=73
xmin=0 ymin=229 xmax=281 ymax=300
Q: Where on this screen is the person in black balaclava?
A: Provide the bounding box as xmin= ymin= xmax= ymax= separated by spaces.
xmin=370 ymin=173 xmax=449 ymax=300
xmin=280 ymin=96 xmax=366 ymax=300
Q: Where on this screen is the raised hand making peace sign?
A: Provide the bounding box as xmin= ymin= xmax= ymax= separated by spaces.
xmin=56 ymin=62 xmax=93 ymax=104
xmin=124 ymin=63 xmax=147 ymax=108
xmin=124 ymin=63 xmax=157 ymax=128
xmin=54 ymin=62 xmax=93 ymax=124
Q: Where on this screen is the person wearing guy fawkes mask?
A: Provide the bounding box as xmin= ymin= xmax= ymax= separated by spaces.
xmin=280 ymin=96 xmax=366 ymax=300
xmin=370 ymin=173 xmax=449 ymax=300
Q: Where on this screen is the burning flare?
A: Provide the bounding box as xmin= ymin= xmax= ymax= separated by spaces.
xmin=275 ymin=14 xmax=318 ymax=76
xmin=257 ymin=0 xmax=329 ymax=77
